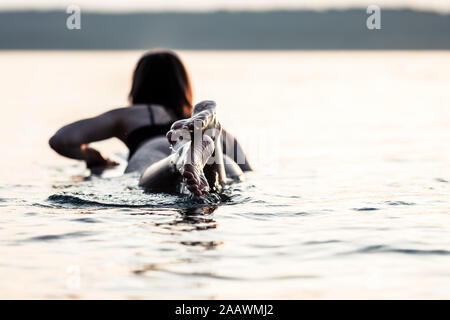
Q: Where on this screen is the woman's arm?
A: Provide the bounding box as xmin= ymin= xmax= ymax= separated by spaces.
xmin=221 ymin=128 xmax=252 ymax=172
xmin=49 ymin=109 xmax=123 ymax=168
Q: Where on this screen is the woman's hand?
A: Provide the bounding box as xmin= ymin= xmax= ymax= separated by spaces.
xmin=81 ymin=145 xmax=119 ymax=169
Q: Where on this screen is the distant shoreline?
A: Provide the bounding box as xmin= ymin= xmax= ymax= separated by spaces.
xmin=1 ymin=9 xmax=449 ymax=50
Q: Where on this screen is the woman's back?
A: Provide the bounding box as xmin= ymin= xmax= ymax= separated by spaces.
xmin=117 ymin=104 xmax=177 ymax=159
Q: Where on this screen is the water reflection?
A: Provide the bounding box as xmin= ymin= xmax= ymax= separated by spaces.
xmin=153 ymin=206 xmax=219 ymax=232
xmin=132 ymin=206 xmax=222 ymax=278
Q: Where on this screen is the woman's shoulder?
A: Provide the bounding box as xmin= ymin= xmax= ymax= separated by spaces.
xmin=105 ymin=105 xmax=148 ymax=120
xmin=102 ymin=106 xmax=132 ymax=117
xmin=112 ymin=104 xmax=175 ymax=126
xmin=150 ymin=104 xmax=176 ymax=124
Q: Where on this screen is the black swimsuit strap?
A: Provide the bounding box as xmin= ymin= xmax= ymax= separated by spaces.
xmin=147 ymin=105 xmax=155 ymax=125
xmin=126 ymin=106 xmax=174 ymax=160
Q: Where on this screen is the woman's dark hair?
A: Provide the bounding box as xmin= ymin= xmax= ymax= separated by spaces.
xmin=129 ymin=50 xmax=193 ymax=119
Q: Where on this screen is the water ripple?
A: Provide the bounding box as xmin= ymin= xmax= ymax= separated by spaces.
xmin=353 ymin=207 xmax=379 ymax=211
xmin=346 ymin=245 xmax=450 ymax=256
xmin=385 ymin=201 xmax=416 ymax=206
xmin=24 ymin=231 xmax=93 ymax=242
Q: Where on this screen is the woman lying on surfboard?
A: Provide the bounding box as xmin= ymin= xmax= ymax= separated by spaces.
xmin=49 ymin=50 xmax=251 ymax=197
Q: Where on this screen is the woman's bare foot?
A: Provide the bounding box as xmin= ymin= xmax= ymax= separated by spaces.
xmin=166 ymin=100 xmax=220 ymax=147
xmin=180 ymin=135 xmax=215 ymax=196
xmin=167 ymin=100 xmax=221 ymax=197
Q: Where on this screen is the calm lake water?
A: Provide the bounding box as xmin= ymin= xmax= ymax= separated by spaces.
xmin=1 ymin=51 xmax=450 ymax=299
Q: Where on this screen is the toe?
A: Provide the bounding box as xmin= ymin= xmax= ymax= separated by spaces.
xmin=184 ymin=163 xmax=196 ymax=173
xmin=166 ymin=131 xmax=174 ymax=145
xmin=186 ymin=178 xmax=197 ymax=185
xmin=187 ymin=184 xmax=201 ymax=196
xmin=183 ymin=171 xmax=196 ymax=181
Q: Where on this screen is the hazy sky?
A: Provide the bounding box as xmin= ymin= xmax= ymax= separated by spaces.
xmin=0 ymin=0 xmax=449 ymax=12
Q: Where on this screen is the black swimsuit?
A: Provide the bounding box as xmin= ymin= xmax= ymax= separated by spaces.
xmin=125 ymin=105 xmax=173 ymax=160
